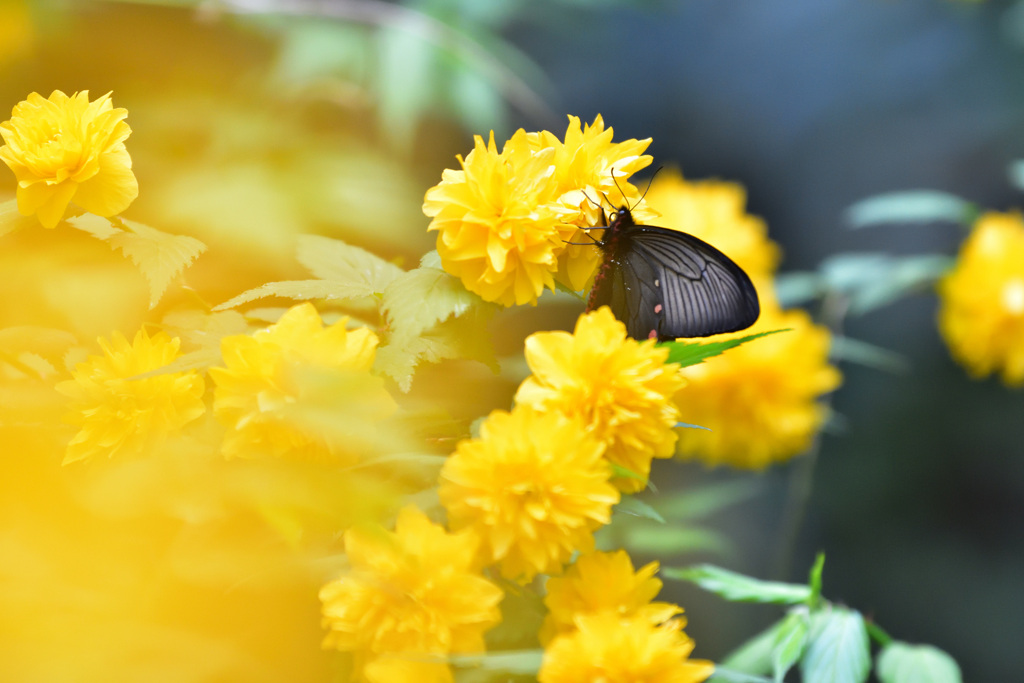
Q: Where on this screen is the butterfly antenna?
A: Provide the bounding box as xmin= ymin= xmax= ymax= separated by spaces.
xmin=609 ymin=168 xmax=629 ymax=209
xmin=636 ymin=166 xmax=663 ymax=205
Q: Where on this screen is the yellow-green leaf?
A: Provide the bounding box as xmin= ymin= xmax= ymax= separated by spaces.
xmin=214 ymin=279 xmax=377 ymax=311
xmin=296 ymin=235 xmax=404 ymax=292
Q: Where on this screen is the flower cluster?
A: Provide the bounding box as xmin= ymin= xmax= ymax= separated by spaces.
xmin=0 ymin=90 xmax=138 ymax=228
xmin=538 ymin=550 xmax=712 ymax=683
xmin=938 ymin=210 xmax=1024 ymax=385
xmin=423 ymin=115 xmax=653 ymax=306
xmin=516 ymin=306 xmax=687 ymax=492
xmin=211 ymin=302 xmax=395 ymax=463
xmin=320 ymin=505 xmax=503 ymax=682
xmin=641 ymin=171 xmax=842 ymax=469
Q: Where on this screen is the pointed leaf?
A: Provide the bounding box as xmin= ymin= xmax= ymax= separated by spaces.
xmin=876 ymin=642 xmax=962 ymax=683
xmin=657 ymin=480 xmax=762 ymax=521
xmin=662 ymin=564 xmax=812 ymax=605
xmin=719 ymin=619 xmax=786 ymax=676
xmin=214 ymin=279 xmax=378 ymax=311
xmin=846 ymin=190 xmax=975 ymax=228
xmin=296 ymin=235 xmax=403 ymax=292
xmin=614 ymin=525 xmax=732 ymax=556
xmin=614 ymin=497 xmax=665 ymax=523
xmin=830 ymin=336 xmax=908 ymax=373
xmin=801 ymin=608 xmax=870 ymax=683
xmin=772 ymin=610 xmax=810 ymax=683
xmin=0 ymin=326 xmax=78 ymax=370
xmin=662 ymin=329 xmax=789 ymax=367
xmin=449 ymin=650 xmax=544 ymax=675
xmin=107 ymin=218 xmax=207 ymax=308
xmin=381 ymin=267 xmax=486 ymax=342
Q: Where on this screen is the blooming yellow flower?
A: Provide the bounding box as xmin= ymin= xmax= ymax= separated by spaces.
xmin=528 ymin=115 xmax=655 ymax=291
xmin=539 ymin=613 xmax=714 ymax=683
xmin=210 ymin=303 xmax=395 ymax=462
xmin=643 ymin=167 xmax=780 ymax=282
xmin=0 ymin=91 xmax=138 ymax=229
xmin=320 ymin=505 xmax=503 ymax=682
xmin=439 ymin=407 xmax=620 ymax=582
xmin=423 ymin=129 xmax=576 ymax=307
xmin=55 ymin=329 xmax=205 ymax=465
xmin=938 ymin=211 xmax=1024 ymax=385
xmin=674 ymin=291 xmax=842 ymax=469
xmin=515 ymin=307 xmax=686 ymax=492
xmin=541 ymin=549 xmax=682 ymax=644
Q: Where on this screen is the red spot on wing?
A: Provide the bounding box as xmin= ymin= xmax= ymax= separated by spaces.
xmin=654 ymin=304 xmax=663 ymax=314
xmin=648 ymin=329 xmax=658 ymax=340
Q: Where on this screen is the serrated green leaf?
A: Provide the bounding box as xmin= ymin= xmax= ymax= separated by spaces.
xmin=845 ymin=190 xmax=975 ymax=228
xmin=214 ymin=280 xmax=377 ymax=311
xmin=801 ymin=608 xmax=870 ymax=683
xmin=830 ymin=336 xmax=908 ymax=373
xmin=296 ymin=235 xmax=404 ymax=292
xmin=419 ymin=250 xmax=442 ymax=269
xmin=68 ymin=215 xmax=207 ymax=308
xmin=614 ymin=497 xmax=665 ymax=523
xmin=818 ymin=253 xmax=954 ymax=316
xmin=662 ymin=329 xmax=789 ymax=367
xmin=772 ymin=610 xmax=810 ymax=683
xmin=449 ymin=649 xmax=544 ymax=675
xmin=876 ymin=642 xmax=962 ymax=683
xmin=663 ymin=564 xmax=812 ymax=605
xmin=719 ymin=620 xmax=786 ymax=676
xmin=382 ymin=267 xmax=484 ymax=342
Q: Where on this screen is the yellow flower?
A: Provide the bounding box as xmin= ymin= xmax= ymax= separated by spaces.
xmin=210 ymin=303 xmax=395 ymax=462
xmin=643 ymin=167 xmax=780 ymax=281
xmin=541 ymin=549 xmax=682 ymax=644
xmin=674 ymin=291 xmax=842 ymax=469
xmin=439 ymin=407 xmax=619 ymax=582
xmin=0 ymin=91 xmax=138 ymax=229
xmin=319 ymin=505 xmax=503 ymax=681
xmin=423 ymin=129 xmax=576 ymax=306
xmin=55 ymin=329 xmax=205 ymax=465
xmin=938 ymin=211 xmax=1024 ymax=385
xmin=515 ymin=307 xmax=686 ymax=492
xmin=539 ymin=613 xmax=714 ymax=683
xmin=528 ymin=115 xmax=655 ymax=291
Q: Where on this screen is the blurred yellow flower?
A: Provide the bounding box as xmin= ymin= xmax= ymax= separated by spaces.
xmin=423 ymin=129 xmax=576 ymax=306
xmin=55 ymin=329 xmax=205 ymax=465
xmin=529 ymin=115 xmax=655 ymax=291
xmin=643 ymin=167 xmax=780 ymax=281
xmin=539 ymin=613 xmax=714 ymax=683
xmin=210 ymin=303 xmax=395 ymax=461
xmin=938 ymin=211 xmax=1024 ymax=385
xmin=541 ymin=549 xmax=681 ymax=644
xmin=0 ymin=90 xmax=138 ymax=229
xmin=515 ymin=307 xmax=686 ymax=492
xmin=674 ymin=293 xmax=842 ymax=469
xmin=320 ymin=505 xmax=503 ymax=681
xmin=439 ymin=407 xmax=619 ymax=582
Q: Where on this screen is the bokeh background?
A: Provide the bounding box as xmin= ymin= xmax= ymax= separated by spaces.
xmin=2 ymin=0 xmax=1022 ymax=679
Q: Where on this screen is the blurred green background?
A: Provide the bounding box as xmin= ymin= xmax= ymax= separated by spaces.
xmin=2 ymin=0 xmax=1022 ymax=679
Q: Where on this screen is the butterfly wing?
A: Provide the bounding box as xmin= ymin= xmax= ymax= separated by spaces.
xmin=617 ymin=226 xmax=760 ymax=340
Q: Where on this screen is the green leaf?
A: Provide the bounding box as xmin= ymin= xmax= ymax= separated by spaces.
xmin=419 ymin=250 xmax=442 ymax=269
xmin=376 ymin=24 xmax=436 ymax=150
xmin=448 ymin=650 xmax=544 ymax=675
xmin=775 ymin=271 xmax=824 ymax=308
xmin=801 ymin=608 xmax=871 ymax=683
xmin=68 ymin=215 xmax=207 ymax=308
xmin=614 ymin=497 xmax=665 ymax=523
xmin=613 ymin=525 xmax=731 ymax=556
xmin=808 ymin=553 xmax=825 ymax=606
xmin=876 ymin=642 xmax=962 ymax=683
xmin=656 ymin=479 xmax=762 ymax=521
xmin=295 ymin=235 xmax=404 ymax=292
xmin=818 ymin=253 xmax=954 ymax=315
xmin=214 ymin=280 xmax=377 ymax=311
xmin=772 ymin=610 xmax=810 ymax=683
xmin=709 ymin=668 xmax=772 ymax=683
xmin=830 ymin=336 xmax=908 ymax=373
xmin=662 ymin=564 xmax=812 ymax=605
xmin=719 ymin=619 xmax=786 ymax=676
xmin=1009 ymin=160 xmax=1024 ymax=193
xmin=845 ymin=190 xmax=975 ymax=228
xmin=609 ymin=462 xmax=646 ymax=482
xmin=662 ymin=329 xmax=789 ymax=367
xmin=381 ymin=267 xmax=485 ymax=342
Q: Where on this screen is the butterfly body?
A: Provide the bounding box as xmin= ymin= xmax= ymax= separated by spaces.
xmin=586 ymin=206 xmax=760 ymax=341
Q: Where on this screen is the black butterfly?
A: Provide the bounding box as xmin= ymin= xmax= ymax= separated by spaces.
xmin=585 ymin=205 xmax=760 ymax=341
